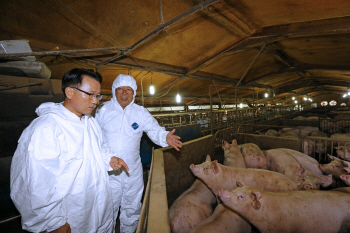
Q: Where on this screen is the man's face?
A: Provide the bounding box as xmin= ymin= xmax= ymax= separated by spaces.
xmin=69 ymin=75 xmax=101 ymax=117
xmin=115 ymin=86 xmax=134 ymax=109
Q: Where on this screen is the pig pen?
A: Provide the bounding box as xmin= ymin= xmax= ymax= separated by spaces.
xmin=136 ymin=123 xmax=350 ymax=233
xmin=136 ymin=135 xmax=215 ymax=233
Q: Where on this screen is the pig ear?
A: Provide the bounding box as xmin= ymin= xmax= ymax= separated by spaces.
xmin=295 ymin=165 xmax=305 ymax=176
xmin=205 ymin=155 xmax=211 ymax=162
xmin=232 ymin=139 xmax=238 ymax=145
xmin=211 ymin=161 xmax=219 ymax=174
xmin=319 ymin=174 xmax=333 ymax=188
xmin=236 ymin=181 xmax=243 ymax=187
xmin=250 ymin=191 xmax=261 ymax=210
xmin=328 ymin=154 xmax=338 ymax=161
xmin=343 ymin=167 xmax=350 ymax=173
xmin=342 ymin=161 xmax=350 ymax=167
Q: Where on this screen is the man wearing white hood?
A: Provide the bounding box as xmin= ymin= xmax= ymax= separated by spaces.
xmin=10 ymin=68 xmax=129 ymax=233
xmin=95 ymin=74 xmax=182 ymax=233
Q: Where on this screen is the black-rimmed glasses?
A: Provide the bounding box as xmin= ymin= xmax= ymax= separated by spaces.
xmin=72 ymin=87 xmax=103 ymax=100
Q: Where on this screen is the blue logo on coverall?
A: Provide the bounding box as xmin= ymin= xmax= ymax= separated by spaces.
xmin=131 ymin=122 xmax=139 ymax=130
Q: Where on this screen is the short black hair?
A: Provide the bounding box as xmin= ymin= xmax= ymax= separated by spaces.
xmin=61 ymin=68 xmax=102 ymax=96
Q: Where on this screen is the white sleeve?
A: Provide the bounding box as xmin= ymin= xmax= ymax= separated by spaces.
xmin=100 ymin=136 xmax=118 ymax=171
xmin=92 ymin=115 xmax=118 ymax=171
xmin=10 ymin=126 xmax=67 ymax=232
xmin=143 ymin=108 xmax=169 ymax=147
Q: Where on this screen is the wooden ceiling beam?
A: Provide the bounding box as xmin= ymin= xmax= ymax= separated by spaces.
xmin=253 ymin=16 xmax=350 ymax=39
xmin=196 ymin=0 xmax=259 ymax=37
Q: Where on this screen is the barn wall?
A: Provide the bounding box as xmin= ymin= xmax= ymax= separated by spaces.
xmin=145 ymin=135 xmax=214 ymax=233
xmin=0 ymin=75 xmax=64 ymax=158
xmin=162 ymin=135 xmax=214 ymax=207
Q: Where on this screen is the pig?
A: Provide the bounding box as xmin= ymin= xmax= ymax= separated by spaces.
xmin=169 ymin=155 xmax=216 ymax=233
xmin=279 ymin=126 xmax=319 ymax=137
xmin=188 ymin=204 xmax=251 ymax=233
xmin=218 ymin=186 xmax=350 ymax=233
xmin=302 ymin=139 xmax=328 ymax=156
xmin=222 ymin=140 xmax=246 ymax=168
xmin=340 ymin=174 xmax=350 ymax=186
xmin=330 ymin=133 xmax=350 ymax=146
xmin=189 ymin=141 xmax=250 ymax=233
xmin=189 ymin=157 xmax=298 ymax=196
xmin=265 ymin=129 xmax=278 ymax=136
xmin=306 ymin=116 xmax=319 ymax=121
xmin=264 ymin=149 xmax=332 ymax=190
xmin=335 ymin=146 xmax=350 ymax=161
xmin=319 ymin=155 xmax=350 ymax=179
xmin=278 ymin=148 xmax=323 ymax=176
xmin=238 ymin=143 xmax=267 ymax=169
xmin=310 ymin=131 xmax=328 ymax=137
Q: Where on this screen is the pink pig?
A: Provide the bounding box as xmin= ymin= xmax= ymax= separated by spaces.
xmin=189 ymin=156 xmax=298 ymax=196
xmin=238 ymin=143 xmax=267 ymax=169
xmin=222 ymin=139 xmax=246 ymax=168
xmin=219 ymin=186 xmax=350 ymax=233
xmin=169 ymin=155 xmax=216 ymax=233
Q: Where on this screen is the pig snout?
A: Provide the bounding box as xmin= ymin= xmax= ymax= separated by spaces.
xmin=218 ymin=189 xmax=231 ymax=202
xmin=304 ymin=184 xmax=314 ymax=190
xmin=189 ymin=164 xmax=195 ymax=170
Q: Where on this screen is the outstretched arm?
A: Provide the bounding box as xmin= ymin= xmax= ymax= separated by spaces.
xmin=166 ymin=129 xmax=182 ymax=151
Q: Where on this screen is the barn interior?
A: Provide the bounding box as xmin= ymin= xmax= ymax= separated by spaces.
xmin=2 ymin=0 xmax=350 ymax=232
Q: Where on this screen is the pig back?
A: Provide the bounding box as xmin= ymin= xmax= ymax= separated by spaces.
xmin=279 ymin=148 xmax=323 ymax=176
xmin=239 ymin=143 xmax=267 ymax=169
xmin=221 ymin=166 xmax=298 ymax=192
xmin=188 ymin=204 xmax=251 ymax=233
xmin=169 ymin=179 xmax=216 ymax=233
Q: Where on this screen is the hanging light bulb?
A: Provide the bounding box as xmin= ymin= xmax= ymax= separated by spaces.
xmin=265 ymin=93 xmax=268 ymax=98
xmin=309 ymin=98 xmax=312 ymax=102
xmin=292 ymin=97 xmax=295 ymax=100
xmin=344 ymin=94 xmax=348 ymax=98
xmin=149 ymin=82 xmax=155 ymax=95
xmin=149 ymin=74 xmax=155 ymax=95
xmin=303 ymin=97 xmax=307 ymax=101
xmin=295 ymin=100 xmax=298 ymax=104
xmin=348 ymin=91 xmax=350 ymax=95
xmin=176 ymin=93 xmax=181 ymax=103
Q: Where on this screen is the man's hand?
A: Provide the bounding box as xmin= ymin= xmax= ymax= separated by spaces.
xmin=50 ymin=223 xmax=71 ymax=233
xmin=110 ymin=157 xmax=129 ymax=171
xmin=166 ymin=129 xmax=182 ymax=151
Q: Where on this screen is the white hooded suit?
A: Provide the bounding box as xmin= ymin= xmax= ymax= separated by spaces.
xmin=10 ymin=102 xmax=116 ymax=233
xmin=95 ymin=74 xmax=169 ymax=233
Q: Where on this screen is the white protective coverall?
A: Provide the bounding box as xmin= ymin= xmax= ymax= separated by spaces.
xmin=95 ymin=74 xmax=169 ymax=233
xmin=10 ymin=102 xmax=117 ymax=233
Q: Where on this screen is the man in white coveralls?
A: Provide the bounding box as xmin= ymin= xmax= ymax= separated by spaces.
xmin=95 ymin=74 xmax=182 ymax=233
xmin=10 ymin=68 xmax=129 ymax=233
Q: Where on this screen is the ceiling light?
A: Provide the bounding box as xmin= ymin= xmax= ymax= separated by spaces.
xmin=303 ymin=97 xmax=307 ymax=101
xmin=176 ymin=93 xmax=181 ymax=103
xmin=149 ymin=82 xmax=155 ymax=95
xmin=344 ymin=94 xmax=348 ymax=98
xmin=240 ymin=103 xmax=243 ymax=108
xmin=295 ymin=100 xmax=298 ymax=104
xmin=292 ymin=97 xmax=295 ymax=100
xmin=265 ymin=93 xmax=268 ymax=98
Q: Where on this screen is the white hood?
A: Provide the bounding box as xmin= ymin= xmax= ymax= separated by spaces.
xmin=111 ymin=74 xmax=137 ymax=99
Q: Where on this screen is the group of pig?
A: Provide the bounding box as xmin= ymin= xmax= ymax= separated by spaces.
xmin=263 ymin=125 xmax=350 ymax=161
xmin=169 ymin=141 xmax=350 ymax=233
